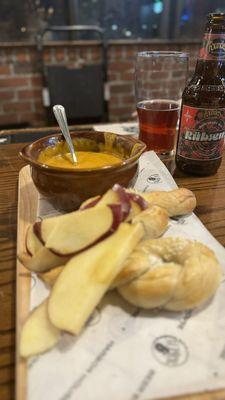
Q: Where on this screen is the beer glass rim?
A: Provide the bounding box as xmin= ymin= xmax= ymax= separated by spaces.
xmin=137 ymin=51 xmax=188 ymax=58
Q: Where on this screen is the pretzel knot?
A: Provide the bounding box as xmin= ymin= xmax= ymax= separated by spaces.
xmin=117 ymin=237 xmax=222 ymax=311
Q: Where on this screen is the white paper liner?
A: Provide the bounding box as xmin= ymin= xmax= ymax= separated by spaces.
xmin=27 ymin=151 xmax=225 ymax=400
xmin=94 ymin=122 xmax=139 ymax=136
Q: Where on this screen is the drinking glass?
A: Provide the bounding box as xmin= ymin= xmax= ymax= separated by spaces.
xmin=135 ymin=51 xmax=188 ymax=156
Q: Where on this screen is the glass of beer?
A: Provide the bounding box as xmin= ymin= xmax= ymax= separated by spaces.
xmin=135 ymin=51 xmax=188 ymax=156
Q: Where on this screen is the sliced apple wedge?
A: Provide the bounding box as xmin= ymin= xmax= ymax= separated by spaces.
xmin=34 ymin=215 xmax=65 ymax=244
xmin=80 ymin=186 xmax=127 ymax=211
xmin=79 ymin=195 xmax=101 ymax=210
xmin=38 ymin=266 xmax=64 ymax=286
xmin=112 ymin=184 xmax=131 ymax=219
xmin=18 ymin=247 xmax=69 ymax=273
xmin=45 ymin=204 xmax=122 ymax=256
xmin=127 ymin=191 xmax=148 ymax=212
xmin=96 ymin=188 xmax=119 ymax=207
xmin=80 ymin=185 xmax=149 ymax=222
xmin=95 ymin=185 xmax=141 ymax=221
xmin=126 ymin=198 xmax=141 ymax=220
xmin=98 ymin=185 xmax=137 ymax=220
xmin=34 ymin=211 xmax=87 ymax=245
xmin=26 ymin=225 xmax=43 ymax=256
xmin=20 ymin=299 xmax=61 ymax=358
xmin=48 ymin=222 xmax=144 ymax=335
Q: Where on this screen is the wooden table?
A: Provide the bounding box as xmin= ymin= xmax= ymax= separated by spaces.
xmin=0 ymin=127 xmax=225 ymax=400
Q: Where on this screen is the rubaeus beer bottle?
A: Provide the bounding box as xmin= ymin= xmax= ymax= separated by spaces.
xmin=176 ymin=13 xmax=225 ymax=176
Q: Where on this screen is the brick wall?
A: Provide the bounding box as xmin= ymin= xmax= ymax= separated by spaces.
xmin=0 ymin=41 xmax=200 ymax=128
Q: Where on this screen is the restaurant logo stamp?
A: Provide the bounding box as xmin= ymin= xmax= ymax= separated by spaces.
xmin=152 ymin=335 xmax=188 ymax=367
xmin=147 ymin=173 xmax=161 ymax=184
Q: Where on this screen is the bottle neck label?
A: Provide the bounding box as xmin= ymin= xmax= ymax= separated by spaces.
xmin=199 ymin=33 xmax=225 ymax=60
xmin=177 ymin=105 xmax=225 ymax=161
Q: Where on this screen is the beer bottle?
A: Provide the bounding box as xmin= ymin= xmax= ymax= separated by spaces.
xmin=175 ymin=13 xmax=225 ymax=176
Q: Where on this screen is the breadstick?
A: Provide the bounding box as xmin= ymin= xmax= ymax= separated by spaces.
xmin=139 ymin=188 xmax=196 ymax=216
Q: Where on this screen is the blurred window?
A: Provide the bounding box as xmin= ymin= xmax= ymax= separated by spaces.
xmin=171 ymin=0 xmax=225 ymax=39
xmin=0 ymin=0 xmax=68 ymax=41
xmin=0 ymin=0 xmax=225 ymax=41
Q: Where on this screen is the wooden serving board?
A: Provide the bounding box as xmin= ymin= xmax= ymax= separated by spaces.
xmin=16 ymin=166 xmax=225 ymax=400
xmin=16 ymin=166 xmax=39 ymax=400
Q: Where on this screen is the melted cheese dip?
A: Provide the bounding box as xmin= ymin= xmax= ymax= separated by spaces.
xmin=38 ymin=149 xmax=123 ymax=169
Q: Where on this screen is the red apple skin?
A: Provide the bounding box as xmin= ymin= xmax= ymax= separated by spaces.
xmin=80 ymin=186 xmax=149 ymax=220
xmin=127 ymin=192 xmax=148 ymax=211
xmin=25 ymin=227 xmax=33 ymax=256
xmin=108 ymin=203 xmax=123 ymax=231
xmin=79 ymin=195 xmax=101 ymax=210
xmin=112 ymin=184 xmax=131 ymax=220
xmin=26 ymin=238 xmax=33 ymax=257
xmin=33 ymin=221 xmax=45 ymax=245
xmin=25 ymin=226 xmax=41 ymax=256
xmin=48 ymin=204 xmax=123 ymax=257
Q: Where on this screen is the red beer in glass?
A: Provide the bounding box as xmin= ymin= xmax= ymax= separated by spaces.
xmin=137 ymin=99 xmax=180 ymax=153
xmin=135 ymin=51 xmax=188 ymax=156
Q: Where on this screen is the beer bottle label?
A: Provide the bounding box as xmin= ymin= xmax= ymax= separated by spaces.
xmin=177 ymin=105 xmax=225 ymax=161
xmin=199 ymin=33 xmax=225 ymax=60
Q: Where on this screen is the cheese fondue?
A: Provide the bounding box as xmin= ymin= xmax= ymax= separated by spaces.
xmin=38 ymin=148 xmax=123 ymax=169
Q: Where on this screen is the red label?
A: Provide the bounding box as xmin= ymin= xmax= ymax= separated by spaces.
xmin=199 ymin=33 xmax=225 ymax=60
xmin=177 ymin=105 xmax=225 ymax=161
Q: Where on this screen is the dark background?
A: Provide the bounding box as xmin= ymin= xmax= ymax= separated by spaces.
xmin=1 ymin=0 xmax=225 ymax=42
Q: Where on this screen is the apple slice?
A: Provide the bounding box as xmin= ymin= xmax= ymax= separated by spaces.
xmin=34 ymin=211 xmax=86 ymax=245
xmin=34 ymin=215 xmax=63 ymax=245
xmin=79 ymin=185 xmax=149 ymax=222
xmin=112 ymin=186 xmax=149 ymax=221
xmin=96 ymin=188 xmax=119 ymax=207
xmin=97 ymin=187 xmax=130 ymax=219
xmin=26 ymin=225 xmax=43 ymax=256
xmin=45 ymin=204 xmax=122 ymax=256
xmin=112 ymin=184 xmax=131 ymax=220
xmin=97 ymin=185 xmax=149 ymax=221
xmin=79 ymin=195 xmax=101 ymax=210
xmin=48 ymin=222 xmax=144 ymax=335
xmin=20 ymin=299 xmax=60 ymax=358
xmin=97 ymin=186 xmax=134 ymax=220
xmin=18 ymin=247 xmax=69 ymax=273
xmin=80 ymin=187 xmax=128 ymax=212
xmin=38 ymin=266 xmax=64 ymax=286
xmin=127 ymin=191 xmax=148 ymax=212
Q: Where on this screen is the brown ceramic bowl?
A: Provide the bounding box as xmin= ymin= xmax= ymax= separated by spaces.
xmin=19 ymin=130 xmax=146 ymax=211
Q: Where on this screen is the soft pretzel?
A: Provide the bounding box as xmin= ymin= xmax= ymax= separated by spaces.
xmin=117 ymin=237 xmax=222 ymax=311
xmin=132 ymin=205 xmax=169 ymax=238
xmin=139 ymin=188 xmax=196 ymax=216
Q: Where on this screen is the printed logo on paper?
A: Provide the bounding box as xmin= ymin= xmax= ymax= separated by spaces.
xmin=147 ymin=173 xmax=161 ymax=184
xmin=152 ymin=335 xmax=189 ymax=366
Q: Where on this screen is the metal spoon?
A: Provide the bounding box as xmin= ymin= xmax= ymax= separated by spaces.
xmin=53 ymin=104 xmax=77 ymax=164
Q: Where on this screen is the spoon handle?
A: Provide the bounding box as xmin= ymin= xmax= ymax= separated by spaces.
xmin=53 ymin=105 xmax=77 ymax=164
